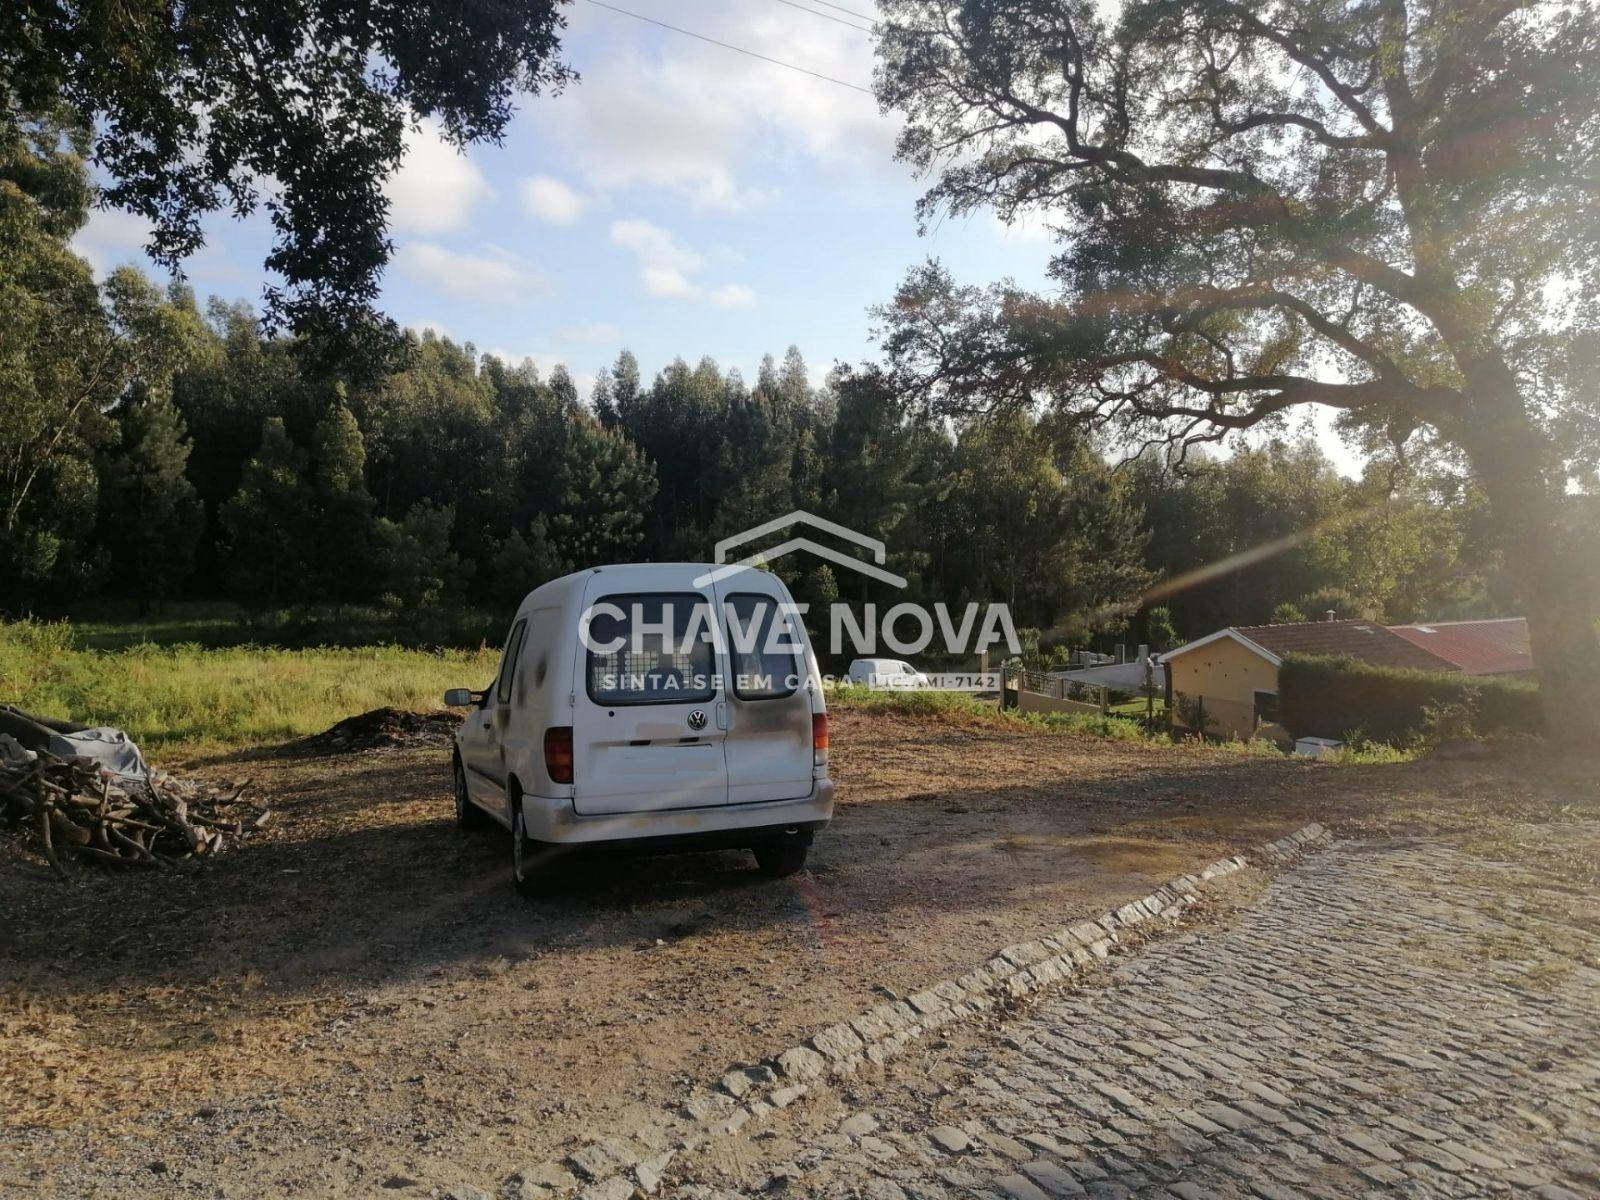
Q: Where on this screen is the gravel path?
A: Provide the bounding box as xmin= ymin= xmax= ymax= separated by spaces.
xmin=668 ymin=839 xmax=1600 ymax=1199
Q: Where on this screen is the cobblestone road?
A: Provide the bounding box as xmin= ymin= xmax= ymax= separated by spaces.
xmin=671 ymin=840 xmax=1600 ymax=1199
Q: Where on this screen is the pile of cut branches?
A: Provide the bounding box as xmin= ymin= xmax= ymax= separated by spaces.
xmin=1 ymin=752 xmax=267 ymax=877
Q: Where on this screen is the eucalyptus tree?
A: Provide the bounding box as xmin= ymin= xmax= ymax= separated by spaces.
xmin=945 ymin=412 xmax=1151 ymax=632
xmin=875 ymin=0 xmax=1600 ymax=738
xmin=1 ymin=110 xmax=199 ymax=607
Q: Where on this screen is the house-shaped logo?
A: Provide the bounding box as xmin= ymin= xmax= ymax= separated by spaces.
xmin=695 ymin=510 xmax=907 ymax=588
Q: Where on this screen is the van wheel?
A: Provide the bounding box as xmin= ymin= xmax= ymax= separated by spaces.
xmin=454 ymin=759 xmax=485 ymax=830
xmin=510 ymin=802 xmax=545 ymax=897
xmin=753 ymin=832 xmax=812 ymax=878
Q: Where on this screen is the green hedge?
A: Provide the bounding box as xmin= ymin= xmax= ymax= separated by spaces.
xmin=1278 ymin=654 xmax=1544 ymax=744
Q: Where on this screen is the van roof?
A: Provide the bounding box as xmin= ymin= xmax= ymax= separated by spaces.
xmin=518 ymin=562 xmax=788 ymax=611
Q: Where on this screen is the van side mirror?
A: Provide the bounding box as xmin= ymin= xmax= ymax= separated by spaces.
xmin=443 ymin=688 xmax=477 ymax=708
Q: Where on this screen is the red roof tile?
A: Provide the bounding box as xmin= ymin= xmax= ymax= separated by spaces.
xmin=1389 ymin=618 xmax=1533 ymax=676
xmin=1231 ymin=619 xmax=1460 ymax=672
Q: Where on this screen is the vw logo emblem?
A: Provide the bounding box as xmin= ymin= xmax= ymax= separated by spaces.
xmin=687 ymin=709 xmax=708 ymax=731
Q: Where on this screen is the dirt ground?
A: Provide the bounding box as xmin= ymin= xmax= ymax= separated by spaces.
xmin=3 ymin=710 xmax=1597 ymax=1198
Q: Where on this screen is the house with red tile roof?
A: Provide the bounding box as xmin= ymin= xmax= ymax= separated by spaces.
xmin=1161 ymin=616 xmax=1533 ymax=740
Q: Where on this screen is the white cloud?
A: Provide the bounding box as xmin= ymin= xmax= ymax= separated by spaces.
xmin=557 ymin=321 xmax=622 ymax=344
xmin=642 ymin=266 xmax=699 ymax=298
xmin=71 ymin=208 xmax=154 ymax=277
xmin=386 ymin=120 xmax=494 ymax=235
xmin=393 ymin=242 xmax=539 ymax=303
xmin=520 ymin=175 xmax=588 ymax=224
xmin=554 ymin=0 xmax=900 ymax=211
xmin=610 ymin=218 xmax=705 ymax=274
xmin=557 ymin=72 xmax=760 ymax=210
xmin=608 ymin=217 xmax=753 ymax=305
xmin=708 ymin=283 xmax=757 ymax=309
xmin=70 ymin=205 xmax=267 ymax=292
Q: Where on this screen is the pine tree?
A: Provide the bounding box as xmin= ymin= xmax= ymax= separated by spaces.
xmin=372 ymin=503 xmax=471 ymax=611
xmin=309 ymin=398 xmax=375 ymax=610
xmin=791 ymin=563 xmax=840 ymax=627
xmin=220 ymin=417 xmax=312 ymax=614
xmin=820 ymin=367 xmax=930 ymax=600
xmin=547 ymin=415 xmax=658 ymax=568
xmin=99 ymin=392 xmax=204 ymax=613
xmin=489 ymin=515 xmax=567 ymax=606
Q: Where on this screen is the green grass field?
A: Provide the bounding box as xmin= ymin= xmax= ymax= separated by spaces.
xmin=60 ymin=599 xmax=503 ymax=651
xmin=1 ymin=618 xmax=495 ymax=758
xmin=3 ymin=617 xmax=1408 ymax=764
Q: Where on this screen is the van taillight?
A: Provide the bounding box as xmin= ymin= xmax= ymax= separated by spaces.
xmin=812 ymin=712 xmax=829 ymax=765
xmin=544 ymin=726 xmax=574 ymax=784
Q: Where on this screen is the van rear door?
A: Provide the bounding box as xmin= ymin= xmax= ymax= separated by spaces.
xmin=571 ymin=587 xmax=730 ymax=815
xmin=713 ymin=579 xmax=816 ymax=805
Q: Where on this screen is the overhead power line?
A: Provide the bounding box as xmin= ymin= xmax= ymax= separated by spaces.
xmin=801 ymin=0 xmax=881 ymax=22
xmin=761 ymin=0 xmax=875 ymax=34
xmin=580 ymin=0 xmax=877 ymax=94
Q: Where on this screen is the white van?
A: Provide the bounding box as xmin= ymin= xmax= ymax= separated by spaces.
xmin=444 ymin=563 xmax=833 ymax=894
xmin=845 ymin=657 xmax=930 ymax=689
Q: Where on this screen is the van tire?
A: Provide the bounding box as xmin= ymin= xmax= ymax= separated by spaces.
xmin=510 ymin=798 xmax=545 ymax=897
xmin=753 ymin=832 xmax=811 ymax=878
xmin=454 ymin=758 xmax=486 ymax=830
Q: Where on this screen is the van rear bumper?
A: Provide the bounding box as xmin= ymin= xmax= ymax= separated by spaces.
xmin=519 ymin=778 xmax=834 ymax=847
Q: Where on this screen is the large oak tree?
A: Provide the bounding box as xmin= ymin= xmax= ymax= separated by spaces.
xmin=875 ymin=0 xmax=1600 ymax=740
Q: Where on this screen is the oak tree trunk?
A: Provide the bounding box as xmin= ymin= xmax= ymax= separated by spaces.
xmin=1457 ymin=377 xmax=1600 ymax=747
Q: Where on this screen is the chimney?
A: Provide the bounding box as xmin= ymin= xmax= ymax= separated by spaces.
xmin=1325 ymin=610 xmax=1337 ymax=622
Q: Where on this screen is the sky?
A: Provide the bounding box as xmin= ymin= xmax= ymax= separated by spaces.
xmin=69 ymin=0 xmax=1362 ymax=475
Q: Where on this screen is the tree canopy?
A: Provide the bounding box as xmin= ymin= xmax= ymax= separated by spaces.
xmin=0 ymin=103 xmax=1526 ymax=673
xmin=1 ymin=109 xmax=199 ymax=602
xmin=1 ymin=0 xmax=570 ymax=344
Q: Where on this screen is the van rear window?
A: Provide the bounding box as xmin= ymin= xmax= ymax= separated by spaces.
xmin=585 ymin=592 xmax=717 ymax=705
xmin=725 ymin=593 xmax=801 ymax=699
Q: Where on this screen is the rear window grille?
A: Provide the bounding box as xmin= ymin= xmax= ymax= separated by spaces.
xmin=585 ymin=592 xmax=716 ymax=705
